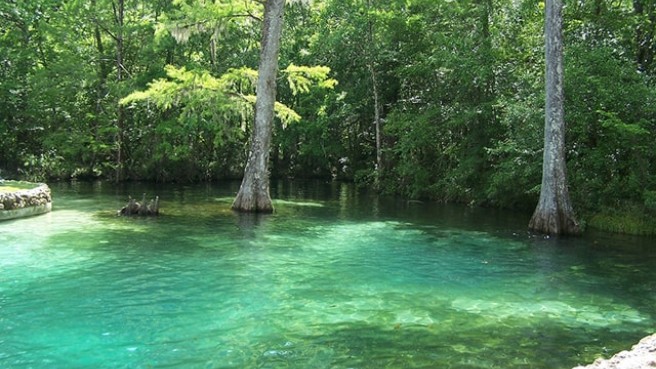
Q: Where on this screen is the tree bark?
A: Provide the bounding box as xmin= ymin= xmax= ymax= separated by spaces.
xmin=529 ymin=0 xmax=580 ymax=236
xmin=92 ymin=0 xmax=111 ymax=168
xmin=232 ymin=0 xmax=286 ymax=213
xmin=114 ymin=0 xmax=125 ymax=182
xmin=366 ymin=0 xmax=382 ymax=188
xmin=370 ymin=64 xmax=382 ymax=179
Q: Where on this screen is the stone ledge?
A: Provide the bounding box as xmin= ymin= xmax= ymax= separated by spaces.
xmin=0 ymin=182 xmax=52 ymax=221
xmin=573 ymin=334 xmax=656 ymax=369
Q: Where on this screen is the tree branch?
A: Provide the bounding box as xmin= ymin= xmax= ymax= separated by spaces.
xmin=93 ymin=18 xmax=118 ymax=42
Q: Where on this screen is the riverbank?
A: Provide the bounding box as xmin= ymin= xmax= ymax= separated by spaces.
xmin=573 ymin=334 xmax=656 ymax=369
xmin=587 ymin=207 xmax=656 ymax=236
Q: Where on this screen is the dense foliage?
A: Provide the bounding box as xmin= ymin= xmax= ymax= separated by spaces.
xmin=1 ymin=0 xmax=655 ymax=232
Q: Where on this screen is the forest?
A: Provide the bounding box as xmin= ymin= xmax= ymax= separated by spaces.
xmin=1 ymin=0 xmax=656 ymax=234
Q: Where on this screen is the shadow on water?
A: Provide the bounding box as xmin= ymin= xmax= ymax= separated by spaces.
xmin=525 ymin=233 xmax=656 ymax=322
xmin=235 ymin=212 xmax=272 ymax=241
xmin=243 ymin=317 xmax=648 ymax=369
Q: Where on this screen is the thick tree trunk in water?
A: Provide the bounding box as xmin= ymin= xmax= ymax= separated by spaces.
xmin=529 ymin=0 xmax=580 ymax=236
xmin=232 ymin=0 xmax=286 ymax=213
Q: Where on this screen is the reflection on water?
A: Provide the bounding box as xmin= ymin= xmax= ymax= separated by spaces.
xmin=0 ymin=180 xmax=654 ymax=369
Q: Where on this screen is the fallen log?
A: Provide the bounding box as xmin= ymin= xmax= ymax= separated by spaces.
xmin=118 ymin=193 xmax=159 ymax=216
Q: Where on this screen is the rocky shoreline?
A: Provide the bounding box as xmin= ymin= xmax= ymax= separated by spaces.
xmin=573 ymin=334 xmax=656 ymax=369
xmin=0 ymin=181 xmax=52 ymax=221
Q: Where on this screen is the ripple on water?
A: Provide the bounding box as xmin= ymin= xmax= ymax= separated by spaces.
xmin=1 ymin=187 xmax=655 ymax=369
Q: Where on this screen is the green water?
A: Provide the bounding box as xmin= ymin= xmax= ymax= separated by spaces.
xmin=1 ymin=181 xmax=654 ymax=369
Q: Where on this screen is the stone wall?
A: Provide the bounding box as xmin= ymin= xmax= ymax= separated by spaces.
xmin=0 ymin=183 xmax=52 ymax=221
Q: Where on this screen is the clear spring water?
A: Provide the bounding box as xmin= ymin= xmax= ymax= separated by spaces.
xmin=0 ymin=181 xmax=654 ymax=369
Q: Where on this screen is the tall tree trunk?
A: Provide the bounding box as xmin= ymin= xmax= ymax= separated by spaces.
xmin=529 ymin=0 xmax=580 ymax=236
xmin=366 ymin=0 xmax=382 ymax=188
xmin=92 ymin=0 xmax=110 ymax=168
xmin=114 ymin=0 xmax=125 ymax=182
xmin=635 ymin=0 xmax=655 ymax=73
xmin=232 ymin=0 xmax=286 ymax=213
xmin=370 ymin=64 xmax=382 ymax=179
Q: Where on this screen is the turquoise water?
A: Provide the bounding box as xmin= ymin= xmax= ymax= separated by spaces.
xmin=1 ymin=181 xmax=654 ymax=369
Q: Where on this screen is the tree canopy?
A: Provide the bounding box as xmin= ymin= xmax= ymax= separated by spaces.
xmin=1 ymin=0 xmax=655 ymax=233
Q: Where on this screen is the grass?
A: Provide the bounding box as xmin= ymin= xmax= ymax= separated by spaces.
xmin=587 ymin=207 xmax=656 ymax=236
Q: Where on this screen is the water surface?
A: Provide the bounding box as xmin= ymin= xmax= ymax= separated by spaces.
xmin=1 ymin=181 xmax=654 ymax=368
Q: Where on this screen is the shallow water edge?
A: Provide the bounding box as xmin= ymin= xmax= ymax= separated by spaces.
xmin=1 ymin=180 xmax=654 ymax=369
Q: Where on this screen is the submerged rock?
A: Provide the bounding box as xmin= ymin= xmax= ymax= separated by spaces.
xmin=573 ymin=334 xmax=656 ymax=369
